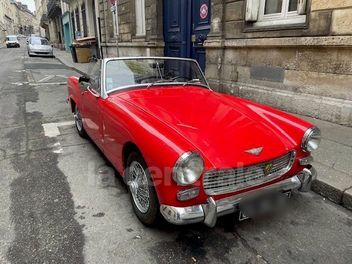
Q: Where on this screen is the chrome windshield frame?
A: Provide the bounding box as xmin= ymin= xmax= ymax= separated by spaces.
xmin=101 ymin=57 xmax=211 ymax=99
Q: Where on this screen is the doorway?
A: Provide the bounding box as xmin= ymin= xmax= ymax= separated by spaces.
xmin=163 ymin=0 xmax=211 ymax=72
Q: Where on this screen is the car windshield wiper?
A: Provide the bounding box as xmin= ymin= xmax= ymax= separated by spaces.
xmin=146 ymin=79 xmax=167 ymax=89
xmin=182 ymin=79 xmax=202 ymax=86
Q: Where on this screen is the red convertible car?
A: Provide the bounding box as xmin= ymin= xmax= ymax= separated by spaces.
xmin=67 ymin=57 xmax=320 ymax=227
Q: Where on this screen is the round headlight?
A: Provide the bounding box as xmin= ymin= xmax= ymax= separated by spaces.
xmin=301 ymin=127 xmax=321 ymax=152
xmin=173 ymin=152 xmax=204 ymax=185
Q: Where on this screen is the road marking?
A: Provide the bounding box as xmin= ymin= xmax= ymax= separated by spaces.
xmin=52 ymin=142 xmax=64 ymax=154
xmin=38 ymin=75 xmax=55 ymax=83
xmin=42 ymin=121 xmax=74 ymax=138
xmin=29 ymin=82 xmax=66 ymax=86
xmin=10 ymin=82 xmax=29 ymax=86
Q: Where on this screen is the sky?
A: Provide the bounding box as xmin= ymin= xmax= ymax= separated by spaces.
xmin=19 ymin=0 xmax=36 ymax=13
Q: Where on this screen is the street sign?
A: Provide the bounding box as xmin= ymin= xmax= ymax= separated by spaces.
xmin=200 ymin=3 xmax=208 ymax=19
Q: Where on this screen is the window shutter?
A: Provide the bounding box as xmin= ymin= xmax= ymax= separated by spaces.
xmin=245 ymin=0 xmax=260 ymax=22
xmin=297 ymin=0 xmax=307 ymax=15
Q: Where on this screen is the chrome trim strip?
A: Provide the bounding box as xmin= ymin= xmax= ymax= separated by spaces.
xmin=106 ymin=82 xmax=210 ymax=95
xmin=301 ymin=126 xmax=321 ymax=152
xmin=160 ymin=204 xmax=205 ymax=225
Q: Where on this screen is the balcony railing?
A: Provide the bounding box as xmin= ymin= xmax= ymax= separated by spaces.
xmin=47 ymin=0 xmax=61 ymax=18
xmin=40 ymin=14 xmax=49 ymax=27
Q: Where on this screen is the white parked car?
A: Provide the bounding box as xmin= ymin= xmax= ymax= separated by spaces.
xmin=5 ymin=35 xmax=20 ymax=48
xmin=27 ymin=37 xmax=54 ymax=57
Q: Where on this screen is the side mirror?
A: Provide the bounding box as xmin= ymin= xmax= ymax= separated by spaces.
xmin=79 ymin=75 xmax=90 ymax=83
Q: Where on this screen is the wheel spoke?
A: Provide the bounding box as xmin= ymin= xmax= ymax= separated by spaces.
xmin=128 ymin=161 xmax=150 ymax=213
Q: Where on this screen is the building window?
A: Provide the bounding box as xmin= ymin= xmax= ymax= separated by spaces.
xmin=250 ymin=0 xmax=306 ymax=27
xmin=135 ymin=0 xmax=146 ymax=36
xmin=81 ymin=3 xmax=88 ymax=37
xmin=75 ymin=8 xmax=81 ymax=36
xmin=111 ymin=4 xmax=119 ymax=37
xmin=71 ymin=11 xmax=76 ymax=38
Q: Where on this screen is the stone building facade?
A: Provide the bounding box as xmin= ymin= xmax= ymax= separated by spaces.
xmin=13 ymin=1 xmax=36 ymax=35
xmin=98 ymin=0 xmax=164 ymax=57
xmin=0 ymin=0 xmax=16 ymax=41
xmin=205 ymin=0 xmax=352 ymax=126
xmin=0 ymin=0 xmax=36 ymax=41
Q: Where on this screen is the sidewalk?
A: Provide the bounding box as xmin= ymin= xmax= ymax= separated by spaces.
xmin=54 ymin=50 xmax=352 ymax=211
xmin=301 ymin=115 xmax=352 ymax=210
xmin=54 ymin=48 xmax=91 ymax=76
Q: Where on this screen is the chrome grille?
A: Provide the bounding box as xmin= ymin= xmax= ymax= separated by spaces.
xmin=203 ymin=151 xmax=295 ymax=195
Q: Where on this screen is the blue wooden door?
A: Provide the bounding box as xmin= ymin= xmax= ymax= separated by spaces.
xmin=191 ymin=0 xmax=211 ymax=71
xmin=163 ymin=0 xmax=211 ymax=72
xmin=163 ymin=0 xmax=191 ymax=59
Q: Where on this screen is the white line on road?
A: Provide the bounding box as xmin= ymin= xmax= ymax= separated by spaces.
xmin=10 ymin=82 xmax=29 ymax=86
xmin=42 ymin=121 xmax=75 ymax=138
xmin=38 ymin=75 xmax=55 ymax=83
xmin=29 ymin=82 xmax=66 ymax=86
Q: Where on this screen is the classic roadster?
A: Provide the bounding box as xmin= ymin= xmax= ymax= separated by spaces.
xmin=67 ymin=57 xmax=320 ymax=227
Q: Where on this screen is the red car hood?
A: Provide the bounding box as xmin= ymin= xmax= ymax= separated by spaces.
xmin=114 ymin=86 xmax=305 ymax=169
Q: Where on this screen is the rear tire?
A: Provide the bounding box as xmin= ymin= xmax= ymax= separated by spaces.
xmin=74 ymin=104 xmax=87 ymax=138
xmin=126 ymin=152 xmax=160 ymax=226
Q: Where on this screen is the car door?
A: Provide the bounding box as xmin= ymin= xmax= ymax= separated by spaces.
xmin=81 ymin=61 xmax=104 ymax=148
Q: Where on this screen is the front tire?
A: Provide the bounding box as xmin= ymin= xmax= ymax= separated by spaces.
xmin=73 ymin=104 xmax=87 ymax=138
xmin=126 ymin=152 xmax=160 ymax=226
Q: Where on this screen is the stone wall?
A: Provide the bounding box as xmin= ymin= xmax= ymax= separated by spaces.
xmin=205 ymin=0 xmax=352 ymax=126
xmin=98 ymin=0 xmax=164 ymax=58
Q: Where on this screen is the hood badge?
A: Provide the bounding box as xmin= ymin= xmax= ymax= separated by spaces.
xmin=245 ymin=147 xmax=263 ymax=156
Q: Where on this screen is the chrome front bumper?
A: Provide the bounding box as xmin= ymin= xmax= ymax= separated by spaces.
xmin=160 ymin=166 xmax=317 ymax=227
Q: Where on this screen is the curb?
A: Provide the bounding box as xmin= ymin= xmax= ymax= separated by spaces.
xmin=55 ymin=56 xmax=87 ymax=76
xmin=312 ymin=179 xmax=352 ymax=210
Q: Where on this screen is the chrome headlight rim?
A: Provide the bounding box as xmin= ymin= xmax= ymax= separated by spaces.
xmin=173 ymin=151 xmax=204 ymax=186
xmin=301 ymin=126 xmax=321 ymax=152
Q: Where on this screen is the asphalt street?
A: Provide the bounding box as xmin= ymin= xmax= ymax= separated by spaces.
xmin=0 ymin=43 xmax=351 ymax=264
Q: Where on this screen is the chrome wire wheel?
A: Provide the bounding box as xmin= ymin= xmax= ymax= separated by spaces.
xmin=128 ymin=161 xmax=150 ymax=214
xmin=74 ymin=107 xmax=83 ymax=132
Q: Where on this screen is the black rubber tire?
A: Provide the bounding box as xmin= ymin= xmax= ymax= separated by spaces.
xmin=126 ymin=152 xmax=161 ymax=226
xmin=74 ymin=105 xmax=87 ymax=138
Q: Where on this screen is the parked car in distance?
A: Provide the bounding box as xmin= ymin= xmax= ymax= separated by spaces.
xmin=5 ymin=35 xmax=20 ymax=48
xmin=27 ymin=37 xmax=53 ymax=57
xmin=67 ymin=57 xmax=320 ymax=227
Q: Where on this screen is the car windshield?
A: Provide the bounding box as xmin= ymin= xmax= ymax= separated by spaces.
xmin=7 ymin=36 xmax=17 ymax=41
xmin=105 ymin=58 xmax=208 ymax=92
xmin=31 ymin=38 xmax=49 ymax=45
